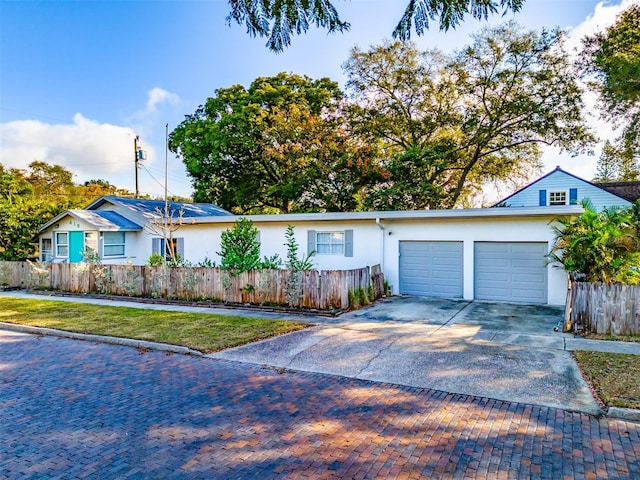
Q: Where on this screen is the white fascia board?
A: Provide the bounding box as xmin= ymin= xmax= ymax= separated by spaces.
xmin=187 ymin=205 xmax=584 ymax=225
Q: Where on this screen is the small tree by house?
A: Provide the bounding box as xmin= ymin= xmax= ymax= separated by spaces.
xmin=145 ymin=205 xmax=192 ymax=266
xmin=283 ymin=225 xmax=315 ymax=306
xmin=284 ymin=225 xmax=315 ymax=270
xmin=218 ymin=218 xmax=261 ymax=272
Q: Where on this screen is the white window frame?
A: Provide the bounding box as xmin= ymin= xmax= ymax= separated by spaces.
xmin=316 ymin=231 xmax=345 ymax=255
xmin=41 ymin=238 xmax=53 ymax=262
xmin=548 ymin=190 xmax=568 ymax=206
xmin=103 ymin=232 xmax=125 ymax=257
xmin=55 ymin=232 xmax=69 ymax=258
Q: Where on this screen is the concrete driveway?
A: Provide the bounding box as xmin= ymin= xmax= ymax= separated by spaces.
xmin=211 ymin=296 xmax=600 ymax=414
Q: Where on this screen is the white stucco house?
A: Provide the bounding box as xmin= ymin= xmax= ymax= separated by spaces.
xmin=38 ymin=167 xmax=635 ymax=306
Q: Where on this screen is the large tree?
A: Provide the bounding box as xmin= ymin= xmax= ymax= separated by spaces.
xmin=583 ymin=4 xmax=640 ymax=170
xmin=0 ymin=162 xmax=128 ymax=260
xmin=227 ymin=0 xmax=524 ymax=52
xmin=593 ymin=140 xmax=639 ymax=182
xmin=169 ymin=72 xmax=378 ymax=213
xmin=344 ymin=24 xmax=594 ymax=209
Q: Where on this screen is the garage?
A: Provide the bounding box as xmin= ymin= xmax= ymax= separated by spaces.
xmin=474 ymin=242 xmax=548 ymax=304
xmin=399 ymin=241 xmax=463 ymax=298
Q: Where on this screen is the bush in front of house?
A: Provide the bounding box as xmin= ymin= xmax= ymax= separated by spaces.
xmin=549 ymin=200 xmax=640 ymax=284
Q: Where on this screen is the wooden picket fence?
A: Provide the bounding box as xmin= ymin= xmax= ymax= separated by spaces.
xmin=0 ymin=261 xmax=385 ymax=311
xmin=565 ymin=280 xmax=640 ymax=335
xmin=0 ymin=261 xmax=32 ymax=289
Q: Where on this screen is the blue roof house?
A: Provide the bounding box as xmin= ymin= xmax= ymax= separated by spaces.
xmin=494 ymin=166 xmax=632 ymax=211
xmin=38 ymin=196 xmax=232 ymax=264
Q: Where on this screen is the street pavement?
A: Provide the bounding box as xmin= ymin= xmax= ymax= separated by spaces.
xmin=1 ymin=328 xmax=640 ymax=479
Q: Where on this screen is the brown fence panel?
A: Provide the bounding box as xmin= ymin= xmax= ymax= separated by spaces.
xmin=0 ymin=261 xmax=31 ymax=288
xmin=569 ymin=281 xmax=640 ymax=335
xmin=371 ymin=264 xmax=385 ymax=300
xmin=4 ymin=261 xmax=386 ymax=312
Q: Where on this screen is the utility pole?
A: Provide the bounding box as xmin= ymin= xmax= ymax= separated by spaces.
xmin=134 ymin=135 xmax=140 ymax=198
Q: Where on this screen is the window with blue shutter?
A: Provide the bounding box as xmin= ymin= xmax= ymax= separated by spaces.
xmin=311 ymin=230 xmax=353 ymax=256
xmin=344 ymin=230 xmax=353 ymax=257
xmin=307 ymin=230 xmax=316 ymax=255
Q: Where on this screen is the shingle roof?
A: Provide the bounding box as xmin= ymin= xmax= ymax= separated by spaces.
xmin=39 ymin=210 xmax=142 ymax=233
xmin=71 ymin=210 xmax=143 ymax=230
xmin=595 ymin=181 xmax=640 ymax=203
xmin=90 ymin=196 xmax=232 ymax=218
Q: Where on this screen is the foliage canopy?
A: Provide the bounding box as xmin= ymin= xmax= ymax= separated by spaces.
xmin=169 ymin=72 xmax=378 ymax=213
xmin=227 ymin=0 xmax=524 ymax=52
xmin=0 ymin=162 xmax=129 ymax=261
xmin=345 ymin=26 xmax=593 ymax=209
xmin=583 ymin=4 xmax=640 ymax=176
xmin=549 ymin=201 xmax=640 ymax=285
xmin=172 ymin=23 xmax=593 ymax=212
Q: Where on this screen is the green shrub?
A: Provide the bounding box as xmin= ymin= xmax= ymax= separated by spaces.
xmin=549 ymin=200 xmax=640 ymax=284
xmin=258 ymin=254 xmax=282 ymax=269
xmin=348 ymin=290 xmax=360 ymax=310
xmin=147 ymin=253 xmax=165 ymax=266
xmin=284 ymin=225 xmax=315 ymax=270
xmin=218 ymin=218 xmax=261 ymax=273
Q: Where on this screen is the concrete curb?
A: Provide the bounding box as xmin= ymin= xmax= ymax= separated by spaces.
xmin=606 ymin=407 xmax=640 ymax=422
xmin=0 ymin=322 xmax=204 ymax=357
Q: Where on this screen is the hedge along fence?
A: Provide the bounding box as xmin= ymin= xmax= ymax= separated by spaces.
xmin=0 ymin=261 xmax=385 ymax=311
xmin=565 ymin=280 xmax=640 ymax=335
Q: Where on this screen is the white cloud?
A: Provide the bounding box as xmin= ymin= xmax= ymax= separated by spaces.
xmin=0 ymin=87 xmax=188 ymax=197
xmin=129 ymin=87 xmax=181 ymax=136
xmin=565 ymin=0 xmax=636 ymax=53
xmin=146 ymin=87 xmax=179 ymax=113
xmin=0 ymin=113 xmax=149 ymax=178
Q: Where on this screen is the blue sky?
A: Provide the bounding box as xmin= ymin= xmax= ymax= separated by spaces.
xmin=0 ymin=0 xmax=634 ymax=201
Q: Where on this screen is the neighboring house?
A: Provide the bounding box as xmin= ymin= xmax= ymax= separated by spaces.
xmin=595 ymin=180 xmax=640 ymax=203
xmin=494 ymin=166 xmax=632 ymax=210
xmin=37 ymin=168 xmax=632 ymax=306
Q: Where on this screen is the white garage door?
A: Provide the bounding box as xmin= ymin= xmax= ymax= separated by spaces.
xmin=399 ymin=241 xmax=463 ymax=298
xmin=474 ymin=242 xmax=548 ymax=304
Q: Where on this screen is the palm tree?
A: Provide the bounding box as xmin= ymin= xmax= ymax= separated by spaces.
xmin=549 ymin=200 xmax=640 ymax=284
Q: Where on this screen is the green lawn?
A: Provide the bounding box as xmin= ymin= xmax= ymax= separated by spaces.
xmin=573 ymin=351 xmax=640 ymax=410
xmin=0 ymin=298 xmax=308 ymax=353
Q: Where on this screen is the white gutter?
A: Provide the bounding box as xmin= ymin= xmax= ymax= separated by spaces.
xmin=186 ymin=205 xmax=585 ymax=225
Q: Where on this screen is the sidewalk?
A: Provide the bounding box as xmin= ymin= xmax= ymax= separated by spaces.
xmin=0 ymin=289 xmax=325 ymax=323
xmin=2 ymin=290 xmax=640 ymax=356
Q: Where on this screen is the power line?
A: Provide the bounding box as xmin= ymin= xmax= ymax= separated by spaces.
xmin=139 ymin=163 xmax=179 ymax=198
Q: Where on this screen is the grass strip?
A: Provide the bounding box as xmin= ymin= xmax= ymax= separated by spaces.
xmin=573 ymin=351 xmax=640 ymax=409
xmin=0 ymin=297 xmax=307 ymax=354
xmin=583 ymin=333 xmax=640 ymax=343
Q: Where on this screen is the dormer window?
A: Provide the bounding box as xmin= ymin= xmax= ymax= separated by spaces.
xmin=549 ymin=191 xmax=567 ymax=206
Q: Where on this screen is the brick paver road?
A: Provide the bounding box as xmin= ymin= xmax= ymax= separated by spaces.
xmin=1 ymin=329 xmax=639 ymax=479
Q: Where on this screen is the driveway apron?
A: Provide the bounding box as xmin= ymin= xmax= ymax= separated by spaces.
xmin=211 ymin=296 xmax=600 ymax=414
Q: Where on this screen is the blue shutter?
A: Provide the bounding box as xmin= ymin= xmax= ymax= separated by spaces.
xmin=344 ymin=230 xmax=353 ymax=257
xmin=307 ymin=230 xmax=316 ymax=255
xmin=569 ymin=188 xmax=578 ymax=205
xmin=176 ymin=238 xmax=184 ymax=259
xmin=152 ymin=238 xmax=160 ymax=255
xmin=539 ymin=189 xmax=547 ymax=206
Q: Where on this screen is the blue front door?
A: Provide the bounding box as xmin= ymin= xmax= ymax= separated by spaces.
xmin=68 ymin=231 xmax=84 ymax=263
